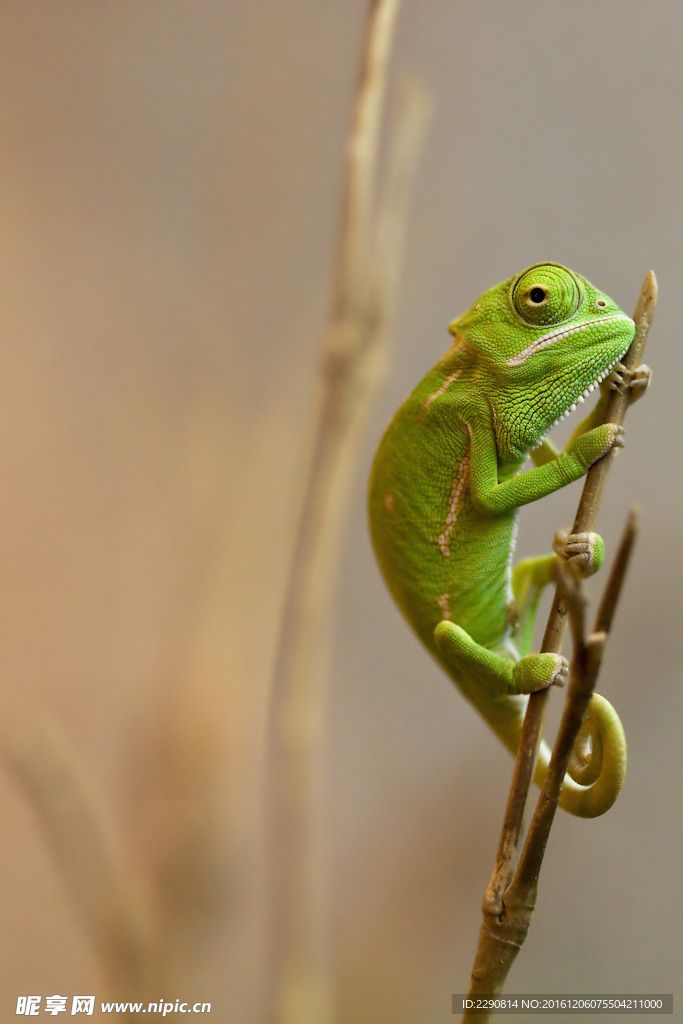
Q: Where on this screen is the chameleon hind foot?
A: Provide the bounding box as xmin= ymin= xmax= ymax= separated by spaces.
xmin=512 ymin=651 xmax=568 ymax=694
xmin=434 ymin=620 xmax=568 ymax=697
xmin=553 ymin=527 xmax=604 ymax=577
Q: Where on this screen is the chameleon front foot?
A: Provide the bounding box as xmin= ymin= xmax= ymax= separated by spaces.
xmin=606 ymin=362 xmax=651 ymax=403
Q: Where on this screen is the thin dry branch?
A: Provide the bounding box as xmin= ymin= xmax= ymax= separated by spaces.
xmin=3 ymin=716 xmax=154 ymax=1016
xmin=509 ymin=506 xmax=640 ymax=900
xmin=467 ymin=508 xmax=640 ymax=1017
xmin=463 ymin=271 xmax=657 ymax=1016
xmin=264 ymin=4 xmax=430 ymax=1023
xmin=508 ymin=271 xmax=656 ymax=859
xmin=491 ymin=270 xmax=656 ymax=901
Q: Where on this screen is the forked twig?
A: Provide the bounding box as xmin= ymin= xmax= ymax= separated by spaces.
xmin=508 ymin=270 xmax=656 ymax=863
xmin=462 ymin=272 xmax=656 ymax=1018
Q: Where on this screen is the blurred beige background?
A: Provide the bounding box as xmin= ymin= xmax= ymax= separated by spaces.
xmin=0 ymin=3 xmax=680 ymax=1022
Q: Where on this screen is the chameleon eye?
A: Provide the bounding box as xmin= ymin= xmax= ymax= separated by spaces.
xmin=511 ymin=264 xmax=581 ymax=326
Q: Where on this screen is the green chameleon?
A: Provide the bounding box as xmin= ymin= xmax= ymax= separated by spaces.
xmin=368 ymin=262 xmax=649 ymax=817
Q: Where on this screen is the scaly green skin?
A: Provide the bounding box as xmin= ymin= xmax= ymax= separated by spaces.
xmin=369 ymin=263 xmax=640 ymax=817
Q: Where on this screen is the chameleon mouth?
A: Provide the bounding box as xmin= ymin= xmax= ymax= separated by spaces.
xmin=507 ymin=314 xmax=631 ymax=367
xmin=530 ymin=352 xmax=626 ymax=451
xmin=549 ymin=355 xmax=622 ymax=428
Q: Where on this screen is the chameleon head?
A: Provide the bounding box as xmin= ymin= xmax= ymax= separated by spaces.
xmin=448 ymin=262 xmax=635 ymax=456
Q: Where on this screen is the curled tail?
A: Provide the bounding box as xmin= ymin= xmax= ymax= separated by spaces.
xmin=536 ymin=692 xmax=627 ymax=818
xmin=493 ymin=691 xmax=626 ymax=818
xmin=433 ymin=619 xmax=627 ymax=818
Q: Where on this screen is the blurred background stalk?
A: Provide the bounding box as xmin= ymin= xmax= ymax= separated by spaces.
xmin=263 ymin=2 xmax=431 ymax=1021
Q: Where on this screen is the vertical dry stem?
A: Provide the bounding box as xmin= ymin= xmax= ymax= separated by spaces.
xmin=4 ymin=716 xmax=154 ymax=1021
xmin=264 ymin=4 xmax=430 ymax=1023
